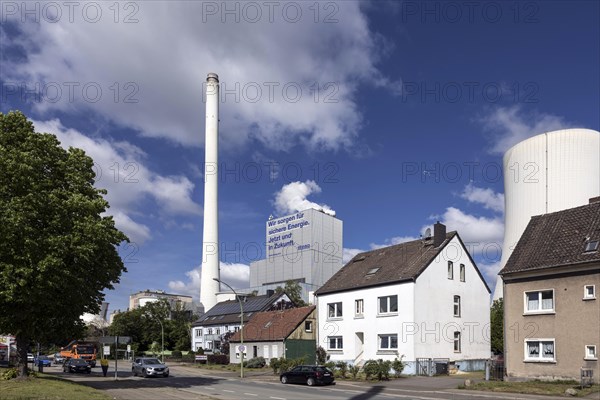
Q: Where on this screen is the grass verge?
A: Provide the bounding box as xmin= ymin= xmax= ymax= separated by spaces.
xmin=0 ymin=373 xmax=111 ymax=400
xmin=462 ymin=380 xmax=600 ymax=397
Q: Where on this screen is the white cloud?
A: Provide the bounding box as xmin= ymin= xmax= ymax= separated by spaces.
xmin=167 ymin=262 xmax=250 ymax=302
xmin=31 ymin=118 xmax=202 ymax=242
xmin=460 ymin=183 xmax=504 ymax=214
xmin=273 ymin=180 xmax=335 ymax=216
xmin=480 ymin=106 xmax=570 ymax=154
xmin=6 ymin=2 xmax=399 ymax=152
xmin=342 ymin=247 xmax=364 ymax=264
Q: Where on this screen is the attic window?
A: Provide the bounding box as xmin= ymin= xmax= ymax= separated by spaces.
xmin=264 ymin=321 xmax=272 ymax=328
xmin=366 ymin=267 xmax=380 ymax=276
xmin=354 ymin=255 xmax=366 ymax=262
xmin=584 ymin=240 xmax=599 ymax=252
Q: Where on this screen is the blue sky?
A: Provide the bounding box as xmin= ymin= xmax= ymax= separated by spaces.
xmin=1 ymin=1 xmax=599 ymax=314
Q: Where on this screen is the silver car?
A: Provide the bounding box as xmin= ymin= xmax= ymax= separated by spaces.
xmin=132 ymin=357 xmax=169 ymax=378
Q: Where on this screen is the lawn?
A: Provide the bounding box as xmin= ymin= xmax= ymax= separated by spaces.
xmin=463 ymin=380 xmax=600 ymax=397
xmin=0 ymin=373 xmax=110 ymax=400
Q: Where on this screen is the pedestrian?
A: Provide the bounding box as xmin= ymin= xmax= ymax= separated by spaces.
xmin=101 ymin=357 xmax=109 ymax=377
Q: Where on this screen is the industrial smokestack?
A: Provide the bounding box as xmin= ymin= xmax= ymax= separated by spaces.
xmin=200 ymin=73 xmax=220 ymax=312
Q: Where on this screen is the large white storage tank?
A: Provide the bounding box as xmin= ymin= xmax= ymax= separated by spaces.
xmin=493 ymin=128 xmax=600 ymax=300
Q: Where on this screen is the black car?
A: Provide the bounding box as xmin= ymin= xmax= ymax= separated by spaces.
xmin=280 ymin=365 xmax=335 ymax=386
xmin=63 ymin=358 xmax=92 ymax=374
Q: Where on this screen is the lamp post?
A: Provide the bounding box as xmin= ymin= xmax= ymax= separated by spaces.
xmin=144 ymin=314 xmax=164 ymax=363
xmin=213 ymin=278 xmax=244 ymax=378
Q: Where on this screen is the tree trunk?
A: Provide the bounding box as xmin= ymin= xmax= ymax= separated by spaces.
xmin=15 ymin=333 xmax=29 ymax=377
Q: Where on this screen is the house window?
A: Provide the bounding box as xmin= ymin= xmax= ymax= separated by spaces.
xmin=378 ymin=334 xmax=398 ymax=350
xmin=328 ymin=336 xmax=343 ymax=350
xmin=328 ymin=302 xmax=343 ymax=319
xmin=195 ymin=328 xmax=202 ymax=337
xmin=460 ymin=264 xmax=465 ymax=282
xmin=207 ymin=328 xmax=213 ymax=335
xmin=453 ymin=295 xmax=461 ymax=317
xmin=584 ymin=240 xmax=599 ymax=252
xmin=448 ymin=261 xmax=453 ymax=279
xmin=525 ymin=339 xmax=555 ymax=361
xmin=216 ymin=328 xmax=220 ymax=335
xmin=454 ymin=332 xmax=461 ymax=353
xmin=584 ymin=285 xmax=596 ymax=300
xmin=234 ymin=326 xmax=240 ymax=332
xmin=378 ymin=295 xmax=398 ymax=315
xmin=525 ymin=290 xmax=554 ymax=313
xmin=585 ymin=345 xmax=597 ymax=360
xmin=304 ymin=321 xmax=313 ymax=332
xmin=355 ymin=299 xmax=364 ymax=316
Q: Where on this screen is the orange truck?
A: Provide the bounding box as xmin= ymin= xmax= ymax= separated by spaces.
xmin=60 ymin=340 xmax=98 ymax=367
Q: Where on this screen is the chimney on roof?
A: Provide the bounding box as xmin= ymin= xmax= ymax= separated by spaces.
xmin=590 ymin=196 xmax=600 ymax=204
xmin=433 ymin=222 xmax=446 ymax=248
xmin=266 ymin=289 xmax=275 ymax=297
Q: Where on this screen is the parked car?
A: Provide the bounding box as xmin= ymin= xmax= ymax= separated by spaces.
xmin=53 ymin=353 xmax=65 ymax=364
xmin=280 ymin=365 xmax=335 ymax=386
xmin=27 ymin=353 xmax=34 ymax=362
xmin=131 ymin=357 xmax=169 ymax=378
xmin=35 ymin=355 xmax=52 ymax=367
xmin=63 ymin=358 xmax=92 ymax=374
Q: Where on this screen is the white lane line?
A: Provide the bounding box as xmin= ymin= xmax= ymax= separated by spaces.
xmin=243 ymin=393 xmax=258 ymax=397
xmin=269 ymin=397 xmax=286 ymax=400
xmin=222 ymin=389 xmax=235 ymax=393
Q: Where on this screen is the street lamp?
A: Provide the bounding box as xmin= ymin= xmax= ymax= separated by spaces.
xmin=213 ymin=278 xmax=244 ymax=379
xmin=144 ymin=313 xmax=164 ymax=363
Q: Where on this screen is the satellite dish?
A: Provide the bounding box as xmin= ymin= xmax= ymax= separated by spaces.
xmin=424 ymin=228 xmax=432 ymax=238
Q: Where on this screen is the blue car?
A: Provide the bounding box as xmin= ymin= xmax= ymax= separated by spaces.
xmin=35 ymin=355 xmax=52 ymax=367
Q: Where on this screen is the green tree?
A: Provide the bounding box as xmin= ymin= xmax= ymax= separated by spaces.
xmin=0 ymin=111 xmax=128 ymax=377
xmin=275 ymin=280 xmax=307 ymax=306
xmin=490 ymin=298 xmax=504 ymax=354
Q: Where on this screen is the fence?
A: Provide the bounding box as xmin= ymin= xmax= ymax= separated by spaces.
xmin=416 ymin=358 xmax=450 ymax=376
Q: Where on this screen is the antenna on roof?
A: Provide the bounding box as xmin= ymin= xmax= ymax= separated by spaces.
xmin=424 ymin=228 xmax=432 ymax=239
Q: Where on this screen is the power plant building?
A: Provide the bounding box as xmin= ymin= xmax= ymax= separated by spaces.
xmin=494 ymin=128 xmax=600 ymax=300
xmin=247 ymin=208 xmax=344 ymax=302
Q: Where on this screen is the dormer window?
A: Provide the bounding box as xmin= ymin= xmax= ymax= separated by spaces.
xmin=584 ymin=240 xmax=599 ymax=252
xmin=366 ymin=267 xmax=380 ymax=276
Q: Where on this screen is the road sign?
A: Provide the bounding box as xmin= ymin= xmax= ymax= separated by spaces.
xmin=103 ymin=346 xmax=110 ymax=356
xmin=238 ymin=345 xmax=246 ymax=352
xmin=99 ymin=336 xmax=131 ymax=344
xmin=195 ymin=355 xmax=207 ymax=361
xmin=127 ymin=345 xmax=131 ymax=352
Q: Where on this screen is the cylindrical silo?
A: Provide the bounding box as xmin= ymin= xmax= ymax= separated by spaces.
xmin=493 ymin=128 xmax=600 ymax=300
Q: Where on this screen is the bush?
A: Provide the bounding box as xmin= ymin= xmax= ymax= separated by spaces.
xmin=246 ymin=357 xmax=266 ymax=368
xmin=316 ymin=346 xmax=329 ymax=364
xmin=392 ymin=355 xmax=405 ymax=377
xmin=363 ymin=359 xmax=391 ymax=381
xmin=171 ymin=350 xmax=183 ymax=359
xmin=196 ymin=348 xmax=205 ymax=355
xmin=348 ymin=364 xmax=361 ymax=380
xmin=335 ymin=361 xmax=348 ymax=378
xmin=207 ymin=354 xmax=229 ymax=365
xmin=1 ymin=368 xmax=18 ymax=380
xmin=269 ymin=357 xmax=306 ymax=374
xmin=324 ymin=361 xmax=335 ymax=370
xmin=270 ymin=358 xmax=280 ymax=374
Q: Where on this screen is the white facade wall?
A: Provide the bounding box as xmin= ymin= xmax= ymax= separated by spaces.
xmin=494 ymin=129 xmax=600 ymax=300
xmin=228 ymin=341 xmax=283 ymax=364
xmin=317 ymin=283 xmax=416 ymax=365
xmin=191 ymin=323 xmax=240 ymax=352
xmin=413 ymin=236 xmax=491 ymax=360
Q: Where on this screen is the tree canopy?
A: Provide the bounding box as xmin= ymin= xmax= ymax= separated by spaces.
xmin=275 ymin=280 xmax=307 ymax=307
xmin=490 ymin=298 xmax=504 ymax=355
xmin=0 ymin=111 xmax=128 ymax=375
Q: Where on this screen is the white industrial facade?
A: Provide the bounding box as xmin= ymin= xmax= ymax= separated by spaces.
xmin=493 ymin=128 xmax=600 ymax=300
xmin=247 ymin=208 xmax=343 ymax=301
xmin=316 ymin=234 xmax=491 ymax=374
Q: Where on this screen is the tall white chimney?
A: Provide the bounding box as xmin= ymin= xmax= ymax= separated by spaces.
xmin=200 ymin=73 xmax=220 ymax=312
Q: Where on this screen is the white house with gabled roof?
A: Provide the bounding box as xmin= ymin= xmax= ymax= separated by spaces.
xmin=314 ymin=223 xmax=491 ymax=375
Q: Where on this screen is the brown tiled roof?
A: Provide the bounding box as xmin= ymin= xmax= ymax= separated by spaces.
xmin=229 ymin=306 xmax=315 ymax=342
xmin=315 ymin=232 xmax=461 ymax=295
xmin=500 ymin=201 xmax=600 ymax=275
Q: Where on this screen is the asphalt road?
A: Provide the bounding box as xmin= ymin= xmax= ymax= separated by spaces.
xmin=43 ymin=361 xmax=571 ymax=400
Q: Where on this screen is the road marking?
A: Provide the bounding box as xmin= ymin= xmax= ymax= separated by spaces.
xmin=243 ymin=393 xmax=258 ymax=397
xmin=222 ymin=389 xmax=235 ymax=393
xmin=269 ymin=397 xmax=286 ymax=400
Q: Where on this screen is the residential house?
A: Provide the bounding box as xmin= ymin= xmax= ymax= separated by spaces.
xmin=229 ymin=306 xmax=316 ymax=364
xmin=499 ymin=198 xmax=600 ymax=382
xmin=190 ymin=290 xmax=292 ymax=352
xmin=314 ymin=223 xmax=491 ymax=374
